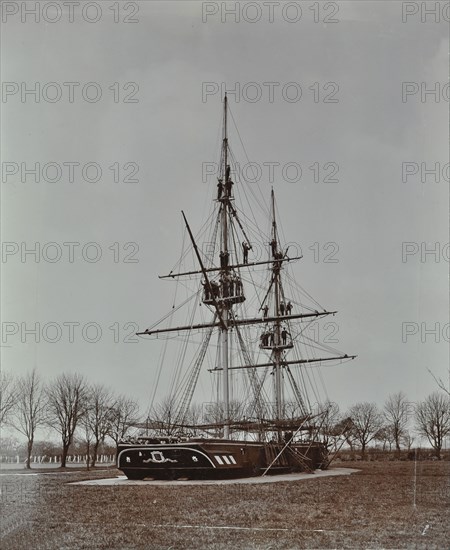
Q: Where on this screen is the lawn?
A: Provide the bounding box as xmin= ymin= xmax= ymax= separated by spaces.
xmin=1 ymin=460 xmax=449 ymax=549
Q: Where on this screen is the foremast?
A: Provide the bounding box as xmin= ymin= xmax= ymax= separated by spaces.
xmin=270 ymin=190 xmax=284 ymax=441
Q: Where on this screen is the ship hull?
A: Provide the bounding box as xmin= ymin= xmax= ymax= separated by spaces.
xmin=118 ymin=438 xmax=326 ymax=480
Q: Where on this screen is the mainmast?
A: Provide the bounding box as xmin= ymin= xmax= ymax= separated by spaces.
xmin=221 ymin=94 xmax=231 ymax=439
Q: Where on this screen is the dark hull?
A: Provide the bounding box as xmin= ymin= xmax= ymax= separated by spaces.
xmin=118 ymin=438 xmax=326 ymax=480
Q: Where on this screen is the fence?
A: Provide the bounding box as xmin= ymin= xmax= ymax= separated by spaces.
xmin=0 ymin=454 xmax=115 ymax=464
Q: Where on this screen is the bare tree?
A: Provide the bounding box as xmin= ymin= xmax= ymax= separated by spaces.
xmin=85 ymin=384 xmax=116 ymax=468
xmin=46 ymin=373 xmax=88 ymax=467
xmin=347 ymin=402 xmax=383 ymax=458
xmin=333 ymin=416 xmax=358 ymax=451
xmin=374 ymin=425 xmax=396 ymax=451
xmin=0 ymin=435 xmax=21 ymax=456
xmin=12 ymin=369 xmax=47 ymax=469
xmin=0 ymin=370 xmax=17 ymax=425
xmin=150 ymin=396 xmax=179 ymax=436
xmin=202 ymin=399 xmax=246 ymax=438
xmin=108 ymin=395 xmax=140 ymax=459
xmin=183 ymin=403 xmax=203 ymax=436
xmin=384 ymin=392 xmax=410 ymax=455
xmin=281 ymin=400 xmax=306 ymax=420
xmin=318 ymin=401 xmax=342 ymax=452
xmin=415 ymin=392 xmax=450 ymax=459
xmin=400 ymin=432 xmax=414 ymax=452
xmin=80 ymin=412 xmax=94 ymax=470
xmin=428 ymin=368 xmax=450 ymax=396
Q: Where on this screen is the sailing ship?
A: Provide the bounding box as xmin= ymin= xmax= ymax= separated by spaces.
xmin=118 ymin=96 xmax=356 ymax=480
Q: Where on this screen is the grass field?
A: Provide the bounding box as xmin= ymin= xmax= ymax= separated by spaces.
xmin=1 ymin=460 xmax=449 ymax=549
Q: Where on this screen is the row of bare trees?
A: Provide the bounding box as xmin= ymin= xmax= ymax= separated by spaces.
xmin=0 ymin=370 xmax=140 ymax=468
xmin=321 ymin=391 xmax=450 ymax=459
xmin=1 ymin=369 xmax=449 ymax=464
xmin=147 ymin=391 xmax=449 ymax=459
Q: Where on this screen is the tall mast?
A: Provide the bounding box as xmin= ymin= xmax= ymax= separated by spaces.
xmin=221 ymin=94 xmax=230 ymax=438
xmin=271 ymin=190 xmax=283 ymax=441
xmin=136 ymin=99 xmax=357 ymax=444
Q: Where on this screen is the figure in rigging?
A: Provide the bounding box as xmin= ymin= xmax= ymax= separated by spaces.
xmin=270 ymin=238 xmax=277 ymax=257
xmin=225 ymin=165 xmax=233 ymax=196
xmin=242 ymin=241 xmax=250 ymax=264
xmin=281 ymin=327 xmax=290 ymax=346
xmin=217 ymin=179 xmax=223 ymax=200
xmin=229 ymin=277 xmax=234 ymax=297
xmin=261 ymin=304 xmax=269 ymax=320
xmin=202 ymin=279 xmax=210 ymax=301
xmin=210 ymin=280 xmax=220 ymax=298
xmin=220 ymin=251 xmax=229 ymax=269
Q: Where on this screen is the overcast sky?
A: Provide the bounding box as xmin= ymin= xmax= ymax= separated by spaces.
xmin=2 ymin=1 xmax=448 ymax=419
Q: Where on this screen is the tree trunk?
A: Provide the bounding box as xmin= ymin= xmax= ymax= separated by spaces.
xmin=91 ymin=440 xmax=99 ymax=468
xmin=361 ymin=441 xmax=366 ymax=459
xmin=61 ymin=442 xmax=70 ymax=467
xmin=86 ymin=440 xmax=90 ymax=470
xmin=394 ymin=427 xmax=401 ymax=457
xmin=26 ymin=439 xmax=33 ymax=469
